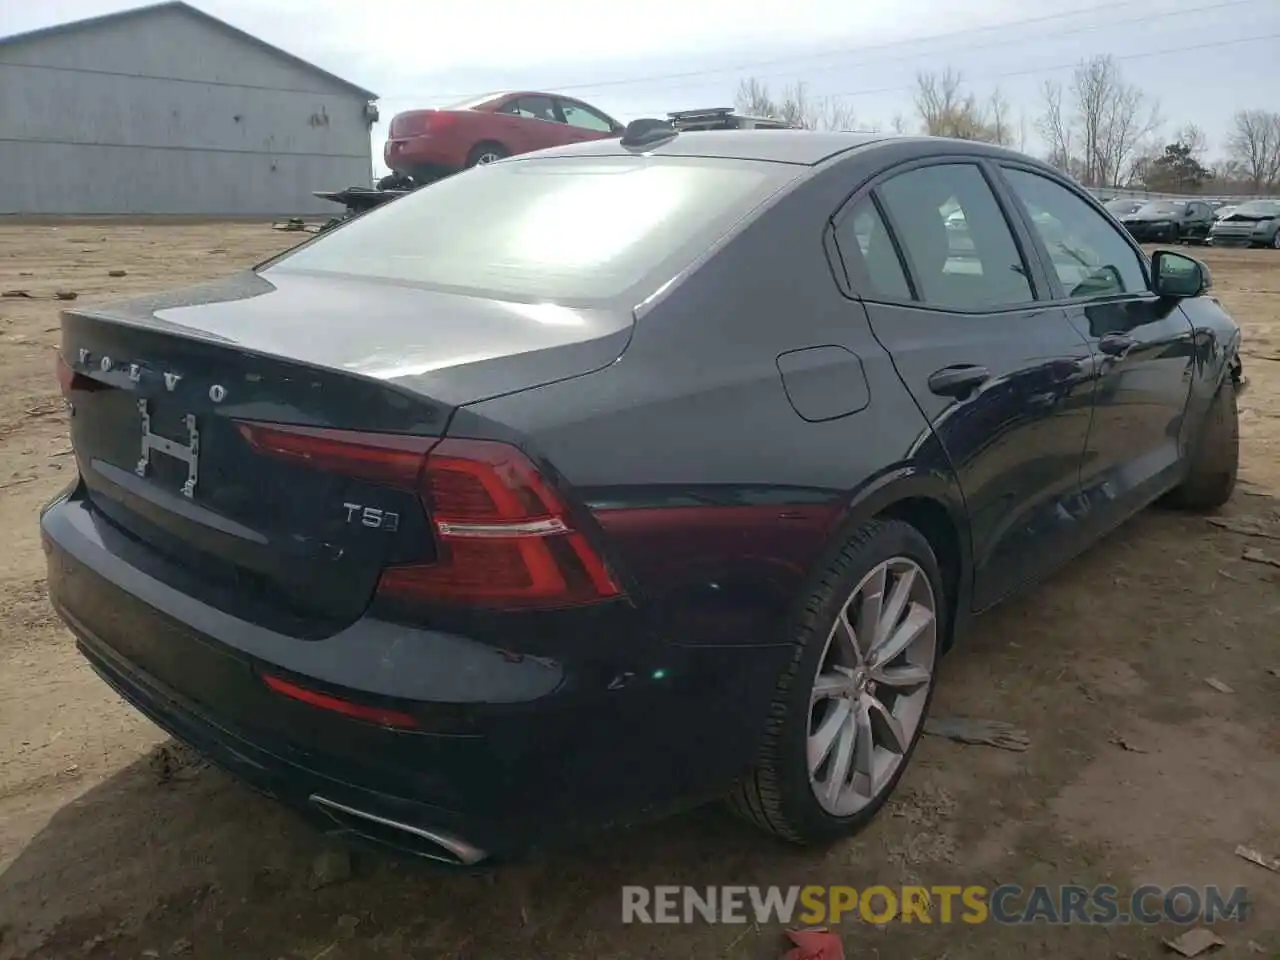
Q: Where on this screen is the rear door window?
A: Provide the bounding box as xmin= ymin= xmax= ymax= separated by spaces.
xmin=558 ymin=100 xmax=614 ymax=132
xmin=872 ymin=163 xmax=1036 ymax=311
xmin=511 ymin=96 xmax=559 ymax=122
xmin=832 ymin=198 xmax=913 ymax=301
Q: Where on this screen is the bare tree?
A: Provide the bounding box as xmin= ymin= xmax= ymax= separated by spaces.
xmin=735 ymin=77 xmax=871 ymax=132
xmin=1069 ymin=55 xmax=1162 ymax=187
xmin=987 ymin=88 xmax=1013 ymax=147
xmin=890 ymin=113 xmax=909 ymax=135
xmin=819 ymin=98 xmax=874 ymax=132
xmin=1038 ymin=80 xmax=1074 ymax=174
xmin=1226 ymin=109 xmax=1280 ymax=191
xmin=776 ymin=81 xmax=817 ymax=129
xmin=1175 ymin=123 xmax=1210 ymax=164
xmin=736 ymin=77 xmax=775 ymax=119
xmin=1037 ymin=56 xmax=1161 ymax=186
xmin=913 ymin=69 xmax=1009 ymax=142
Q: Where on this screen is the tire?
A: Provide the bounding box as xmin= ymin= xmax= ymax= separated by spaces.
xmin=465 ymin=142 xmax=509 ymax=167
xmin=1167 ymin=377 xmax=1239 ymax=511
xmin=1271 ymin=230 xmax=1280 ymax=250
xmin=728 ymin=518 xmax=944 ymax=846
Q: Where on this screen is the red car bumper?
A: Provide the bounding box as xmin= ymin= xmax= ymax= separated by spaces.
xmin=384 ymin=136 xmax=468 ymax=176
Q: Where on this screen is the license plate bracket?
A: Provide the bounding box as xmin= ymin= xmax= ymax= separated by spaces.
xmin=135 ymin=399 xmax=200 ymax=499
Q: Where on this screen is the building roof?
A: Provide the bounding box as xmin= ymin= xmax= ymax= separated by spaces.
xmin=0 ymin=1 xmax=377 ymax=100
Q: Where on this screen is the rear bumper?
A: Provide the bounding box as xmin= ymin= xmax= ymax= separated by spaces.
xmin=41 ymin=484 xmax=789 ymax=860
xmin=383 ymin=136 xmax=466 ymax=175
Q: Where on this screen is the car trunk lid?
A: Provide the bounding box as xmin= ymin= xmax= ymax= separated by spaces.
xmin=59 ymin=270 xmax=631 ymax=630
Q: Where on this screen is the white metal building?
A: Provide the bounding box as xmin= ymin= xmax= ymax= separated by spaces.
xmin=0 ymin=1 xmax=379 ymax=215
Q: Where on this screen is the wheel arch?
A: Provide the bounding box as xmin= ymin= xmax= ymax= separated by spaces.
xmin=813 ymin=467 xmax=974 ymax=651
xmin=466 ymin=140 xmax=509 ymax=166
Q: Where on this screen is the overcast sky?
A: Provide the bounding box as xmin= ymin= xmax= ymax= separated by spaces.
xmin=3 ymin=0 xmax=1278 ymax=175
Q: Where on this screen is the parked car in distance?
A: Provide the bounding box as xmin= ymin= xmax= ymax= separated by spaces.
xmin=1116 ymin=199 xmax=1215 ymax=244
xmin=1208 ymin=198 xmax=1280 ymax=248
xmin=384 ymin=91 xmax=623 ymax=185
xmin=1103 ymin=198 xmax=1144 ymax=219
xmin=44 ymin=128 xmax=1243 ymax=866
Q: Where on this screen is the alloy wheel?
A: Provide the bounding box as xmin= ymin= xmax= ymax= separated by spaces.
xmin=476 ymin=152 xmax=503 ymax=165
xmin=807 ymin=557 xmax=937 ymax=817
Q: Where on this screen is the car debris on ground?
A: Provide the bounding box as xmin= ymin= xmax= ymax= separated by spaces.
xmin=1108 ymin=735 xmax=1148 ymax=753
xmin=1163 ymin=927 xmax=1225 ymax=957
xmin=1203 ymin=677 xmax=1235 ymax=694
xmin=1207 ymin=516 xmax=1280 ymax=540
xmin=1242 ymin=546 xmax=1280 ymax=568
xmin=783 ymin=928 xmax=844 ymax=960
xmin=922 ymin=717 xmax=1031 ymax=751
xmin=1234 ymin=844 xmax=1280 ymax=872
xmin=308 ymin=846 xmax=353 ymax=890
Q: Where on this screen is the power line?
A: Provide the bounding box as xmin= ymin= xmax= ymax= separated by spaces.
xmin=383 ymin=0 xmax=1264 ymax=102
xmin=640 ymin=0 xmax=1269 ymax=96
xmin=821 ymin=29 xmax=1280 ymax=102
xmin=617 ymin=29 xmax=1280 ymax=115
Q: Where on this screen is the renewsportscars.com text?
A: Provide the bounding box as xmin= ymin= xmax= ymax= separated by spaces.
xmin=620 ymin=884 xmax=1249 ymax=925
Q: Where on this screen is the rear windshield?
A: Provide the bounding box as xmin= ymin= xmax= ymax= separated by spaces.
xmin=269 ymin=156 xmax=798 ymax=304
xmin=1136 ymin=202 xmax=1180 ymax=216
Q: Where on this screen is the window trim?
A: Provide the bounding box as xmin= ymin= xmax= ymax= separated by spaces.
xmin=992 ymin=161 xmax=1156 ymax=307
xmin=510 ymin=95 xmax=561 ymax=124
xmin=832 ymin=155 xmax=1044 ymax=315
xmin=555 ymin=97 xmax=618 ymax=132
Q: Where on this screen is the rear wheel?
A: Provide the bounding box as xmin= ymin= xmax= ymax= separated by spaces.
xmin=1271 ymin=230 xmax=1280 ymax=250
xmin=1166 ymin=376 xmax=1239 ymax=510
xmin=728 ymin=519 xmax=943 ymax=845
xmin=466 ymin=142 xmax=509 ymax=167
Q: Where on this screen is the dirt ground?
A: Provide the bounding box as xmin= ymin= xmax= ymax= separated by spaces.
xmin=1 ymin=223 xmax=1279 ymax=960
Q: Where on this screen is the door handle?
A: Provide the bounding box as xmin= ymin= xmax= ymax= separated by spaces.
xmin=928 ymin=364 xmax=990 ymax=399
xmin=1098 ymin=334 xmax=1137 ymax=358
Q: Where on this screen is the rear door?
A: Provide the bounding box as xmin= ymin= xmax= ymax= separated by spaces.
xmin=834 ymin=159 xmax=1097 ymax=610
xmin=995 ymin=164 xmax=1195 ymax=533
xmin=1188 ymin=201 xmax=1214 ymax=240
xmin=490 ymin=95 xmax=565 ymax=154
xmin=555 ymin=98 xmax=618 ymax=142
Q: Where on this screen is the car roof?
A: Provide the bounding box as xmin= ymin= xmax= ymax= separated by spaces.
xmin=516 ymin=129 xmax=893 ymax=166
xmin=514 ymin=130 xmax=1048 ymax=168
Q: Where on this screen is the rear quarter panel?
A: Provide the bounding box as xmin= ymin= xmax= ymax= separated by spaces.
xmin=452 ymin=154 xmax=969 ymax=653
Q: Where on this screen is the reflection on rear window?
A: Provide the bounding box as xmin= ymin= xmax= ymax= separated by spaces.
xmin=270 ymin=157 xmax=797 ymax=303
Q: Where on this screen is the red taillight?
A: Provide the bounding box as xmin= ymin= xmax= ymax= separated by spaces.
xmin=381 ymin=438 xmax=623 ymax=610
xmin=391 ymin=110 xmax=455 ymax=137
xmin=235 ymin=422 xmax=433 ymax=489
xmin=261 ymin=673 xmax=418 ymax=729
xmin=233 ymin=422 xmax=623 ymax=611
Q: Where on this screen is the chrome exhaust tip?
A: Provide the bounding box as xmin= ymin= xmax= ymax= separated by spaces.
xmin=309 ymin=794 xmax=488 ymax=866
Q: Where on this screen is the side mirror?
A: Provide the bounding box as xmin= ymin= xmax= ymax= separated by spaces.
xmin=1151 ymin=249 xmax=1210 ymax=298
